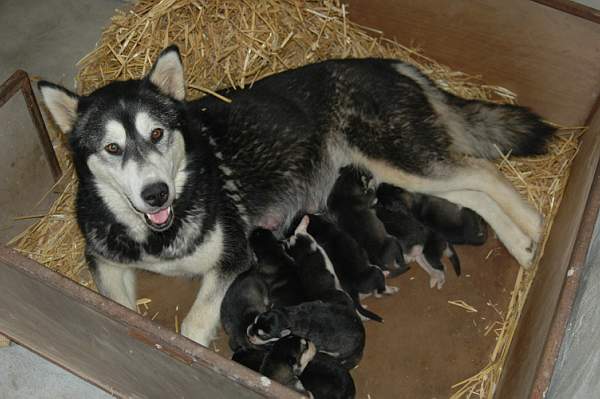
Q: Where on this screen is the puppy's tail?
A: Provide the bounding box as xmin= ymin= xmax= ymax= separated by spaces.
xmin=445 ymin=244 xmax=461 ymax=277
xmin=351 ymin=291 xmax=383 ymax=323
xmin=446 ymin=97 xmax=556 ymax=159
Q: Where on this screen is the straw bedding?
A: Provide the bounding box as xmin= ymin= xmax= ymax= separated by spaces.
xmin=9 ymin=0 xmax=584 ymax=397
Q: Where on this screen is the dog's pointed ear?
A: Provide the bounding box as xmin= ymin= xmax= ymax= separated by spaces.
xmin=37 ymin=81 xmax=80 ymax=133
xmin=147 ymin=45 xmax=185 ymax=100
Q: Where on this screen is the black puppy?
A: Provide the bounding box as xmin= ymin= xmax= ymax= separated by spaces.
xmin=231 ymin=347 xmax=267 ymax=372
xmin=247 ymin=300 xmax=365 ymax=369
xmin=221 ymin=228 xmax=303 ymax=351
xmin=300 ymin=353 xmax=356 ymax=399
xmin=328 ymin=166 xmax=408 ymax=276
xmin=259 ymin=336 xmax=317 ymax=397
xmin=376 ymin=199 xmax=460 ymax=289
xmin=377 ymin=183 xmax=487 ymax=245
xmin=305 ymin=213 xmax=397 ymax=322
xmin=284 ymin=216 xmax=354 ymax=308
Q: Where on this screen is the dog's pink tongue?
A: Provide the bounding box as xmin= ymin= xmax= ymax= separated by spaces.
xmin=147 ymin=207 xmax=170 ymax=225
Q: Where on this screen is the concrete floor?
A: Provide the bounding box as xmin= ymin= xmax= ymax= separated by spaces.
xmin=1 ymin=0 xmax=599 ymax=398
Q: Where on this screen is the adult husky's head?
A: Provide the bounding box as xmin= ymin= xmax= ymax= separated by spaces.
xmin=39 ymin=46 xmax=188 ymax=235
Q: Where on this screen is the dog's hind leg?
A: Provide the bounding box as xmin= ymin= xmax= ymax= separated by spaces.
xmin=92 ymin=258 xmax=137 ymax=310
xmin=439 ymin=190 xmax=536 ymax=267
xmin=357 ymin=157 xmax=538 ymax=267
xmin=181 ymin=269 xmax=234 ymax=347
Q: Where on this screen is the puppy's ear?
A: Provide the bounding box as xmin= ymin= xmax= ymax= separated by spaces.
xmin=294 ymin=215 xmax=310 ymax=235
xmin=147 ymin=45 xmax=186 ymax=100
xmin=37 ymin=81 xmax=80 ymax=133
xmin=280 ymin=329 xmax=291 ymax=337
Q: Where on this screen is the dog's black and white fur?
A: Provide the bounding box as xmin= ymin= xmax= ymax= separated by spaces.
xmin=38 ymin=45 xmax=554 ymax=346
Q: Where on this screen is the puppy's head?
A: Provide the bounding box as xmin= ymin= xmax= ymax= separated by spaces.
xmin=268 ymin=337 xmax=317 ymax=376
xmin=247 ymin=310 xmax=291 ymax=345
xmin=357 ymin=265 xmax=387 ymax=293
xmin=250 ymin=228 xmax=283 ymax=259
xmin=329 ymin=166 xmax=377 ymax=210
xmin=377 ymin=183 xmax=414 ymax=212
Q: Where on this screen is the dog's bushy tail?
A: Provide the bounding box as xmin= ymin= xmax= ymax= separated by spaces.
xmin=447 ymin=98 xmax=556 ymax=159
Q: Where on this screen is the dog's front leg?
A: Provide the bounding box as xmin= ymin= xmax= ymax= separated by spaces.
xmin=181 ymin=269 xmax=232 ymax=347
xmin=92 ymin=258 xmax=137 ymax=311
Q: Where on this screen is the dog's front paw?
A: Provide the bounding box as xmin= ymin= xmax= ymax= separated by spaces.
xmin=429 ymin=270 xmax=446 ymax=290
xmin=181 ymin=318 xmax=214 ymax=347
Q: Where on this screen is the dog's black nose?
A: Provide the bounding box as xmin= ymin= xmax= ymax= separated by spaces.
xmin=142 ymin=182 xmax=169 ymax=207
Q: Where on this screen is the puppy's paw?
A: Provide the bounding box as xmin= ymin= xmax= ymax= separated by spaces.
xmin=429 ymin=270 xmax=446 ymax=290
xmin=383 ymin=285 xmax=399 ymax=295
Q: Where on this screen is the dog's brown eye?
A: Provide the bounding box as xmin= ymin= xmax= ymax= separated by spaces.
xmin=104 ymin=143 xmax=122 ymax=155
xmin=150 ymin=128 xmax=164 ymax=144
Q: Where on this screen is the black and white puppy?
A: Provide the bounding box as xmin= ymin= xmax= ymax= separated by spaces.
xmin=247 ymin=300 xmax=365 ymax=369
xmin=305 ymin=213 xmax=398 ymax=322
xmin=328 ymin=166 xmax=408 ymax=276
xmin=221 ymin=228 xmax=302 ymax=351
xmin=377 ymin=183 xmax=487 ymax=246
xmin=284 ymin=216 xmax=353 ymax=308
xmin=376 ymin=198 xmax=460 ymax=289
xmin=300 ymin=353 xmax=356 ymax=399
xmin=249 ymin=228 xmax=304 ymax=307
xmin=259 ymin=336 xmax=317 ymax=397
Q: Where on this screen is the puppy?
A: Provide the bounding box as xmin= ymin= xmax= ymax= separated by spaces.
xmin=221 ymin=266 xmax=270 ymax=351
xmin=377 ymin=183 xmax=487 ymax=245
xmin=305 ymin=213 xmax=398 ymax=322
xmin=259 ymin=336 xmax=317 ymax=397
xmin=300 ymin=353 xmax=356 ymax=399
xmin=247 ymin=300 xmax=365 ymax=369
xmin=284 ymin=216 xmax=353 ymax=308
xmin=376 ymin=200 xmax=460 ymax=289
xmin=327 ymin=166 xmax=408 ymax=276
xmin=249 ymin=228 xmax=304 ymax=307
xmin=231 ymin=347 xmax=267 ymax=372
xmin=221 ymin=228 xmax=302 ymax=351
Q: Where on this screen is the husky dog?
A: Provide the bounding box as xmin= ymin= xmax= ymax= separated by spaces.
xmin=38 ymin=45 xmax=553 ymax=346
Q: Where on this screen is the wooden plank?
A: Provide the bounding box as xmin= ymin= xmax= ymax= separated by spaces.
xmin=0 ymin=246 xmax=301 ymax=399
xmin=532 ymin=0 xmax=600 ymax=24
xmin=496 ymin=95 xmax=600 ymax=399
xmin=346 ymin=0 xmax=600 ymax=126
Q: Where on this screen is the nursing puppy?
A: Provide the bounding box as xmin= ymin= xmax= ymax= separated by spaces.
xmin=259 ymin=337 xmax=317 ymax=397
xmin=284 ymin=216 xmax=354 ymax=308
xmin=249 ymin=228 xmax=304 ymax=307
xmin=376 ymin=198 xmax=460 ymax=289
xmin=328 ymin=166 xmax=408 ymax=276
xmin=247 ymin=300 xmax=366 ymax=369
xmin=221 ymin=228 xmax=302 ymax=350
xmin=300 ymin=353 xmax=356 ymax=399
xmin=377 ymin=183 xmax=487 ymax=246
xmin=304 ymin=213 xmax=397 ymax=322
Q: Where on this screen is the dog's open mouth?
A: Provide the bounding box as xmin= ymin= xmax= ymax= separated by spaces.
xmin=144 ymin=206 xmax=174 ymax=231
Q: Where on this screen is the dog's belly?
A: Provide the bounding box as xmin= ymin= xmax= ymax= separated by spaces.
xmin=136 ymin=222 xmax=224 ymax=277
